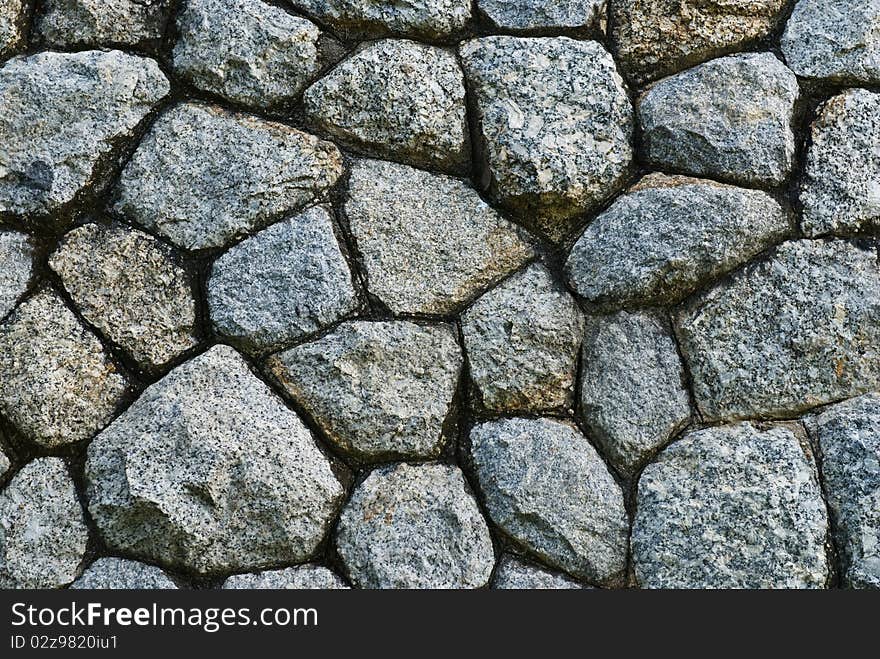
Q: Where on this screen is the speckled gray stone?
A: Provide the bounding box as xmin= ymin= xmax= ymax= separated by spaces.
xmin=86 ymin=345 xmax=344 ymax=576
xmin=0 ymin=458 xmax=89 ymax=589
xmin=461 ymin=36 xmax=633 ymax=241
xmin=579 ymin=311 xmax=690 ymax=477
xmin=469 ymin=417 xmax=628 ymax=585
xmin=335 ymin=463 xmax=494 ymax=589
xmin=174 ymin=0 xmax=323 ymax=110
xmin=478 ymin=0 xmax=606 ymax=32
xmin=344 ymin=158 xmax=533 ymax=315
xmin=0 ymin=290 xmax=128 ymax=448
xmin=677 ymin=239 xmax=880 ymax=422
xmin=0 ymin=450 xmax=9 ymax=480
xmin=782 ymin=0 xmax=880 ymax=84
xmin=800 ymin=89 xmax=880 ymax=237
xmin=633 ymin=423 xmax=829 ymax=589
xmin=565 ymin=174 xmax=791 ymax=307
xmin=491 ymin=555 xmax=586 ymax=589
xmin=0 ymin=50 xmax=169 ymax=220
xmin=461 ymin=264 xmax=584 ymax=413
xmin=289 ymin=0 xmax=471 ymax=40
xmin=0 ymin=230 xmax=33 ymax=319
xmin=610 ymin=0 xmax=790 ymax=83
xmin=50 ymin=224 xmax=198 ymax=371
xmin=640 ymin=53 xmax=799 ymax=186
xmin=0 ymin=0 xmax=25 ymax=58
xmin=36 ymin=0 xmax=173 ymax=48
xmin=208 ymin=206 xmax=358 ymax=353
xmin=113 ymin=102 xmax=343 ymax=251
xmin=810 ymin=394 xmax=880 ymax=589
xmin=71 ymin=558 xmax=178 ymax=589
xmin=223 ymin=565 xmax=349 ymax=589
xmin=303 ymin=40 xmax=468 ymax=172
xmin=269 ymin=321 xmax=461 ymax=462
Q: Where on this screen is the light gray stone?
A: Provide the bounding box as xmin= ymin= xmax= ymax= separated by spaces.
xmin=0 ymin=0 xmax=25 ymax=58
xmin=335 ymin=463 xmax=494 ymax=589
xmin=71 ymin=558 xmax=178 ymax=589
xmin=782 ymin=0 xmax=880 ymax=84
xmin=303 ymin=40 xmax=468 ymax=172
xmin=640 ymin=53 xmax=800 ymax=186
xmin=0 ymin=290 xmax=128 ymax=448
xmin=344 ymin=158 xmax=533 ymax=315
xmin=0 ymin=50 xmax=169 ymax=220
xmin=268 ymin=321 xmax=461 ymax=462
xmin=0 ymin=449 xmax=8 ymax=480
xmin=565 ymin=174 xmax=791 ymax=307
xmin=289 ymin=0 xmax=471 ymax=40
xmin=633 ymin=423 xmax=829 ymax=589
xmin=113 ymin=102 xmax=343 ymax=251
xmin=223 ymin=565 xmax=348 ymax=589
xmin=810 ymin=393 xmax=880 ymax=589
xmin=491 ymin=555 xmax=586 ymax=589
xmin=36 ymin=0 xmax=172 ymax=48
xmin=0 ymin=458 xmax=89 ymax=589
xmin=677 ymin=239 xmax=880 ymax=422
xmin=0 ymin=230 xmax=33 ymax=319
xmin=469 ymin=417 xmax=628 ymax=586
xmin=610 ymin=0 xmax=790 ymax=83
xmin=50 ymin=223 xmax=199 ymax=371
xmin=800 ymin=89 xmax=880 ymax=237
xmin=461 ymin=36 xmax=633 ymax=241
xmin=174 ymin=0 xmax=323 ymax=110
xmin=208 ymin=206 xmax=358 ymax=353
xmin=461 ymin=264 xmax=583 ymax=413
xmin=86 ymin=345 xmax=345 ymax=576
xmin=478 ymin=0 xmax=605 ymax=32
xmin=579 ymin=310 xmax=690 ymax=477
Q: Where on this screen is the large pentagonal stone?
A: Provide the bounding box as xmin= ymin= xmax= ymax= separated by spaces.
xmin=86 ymin=345 xmax=345 ymax=576
xmin=633 ymin=423 xmax=829 ymax=589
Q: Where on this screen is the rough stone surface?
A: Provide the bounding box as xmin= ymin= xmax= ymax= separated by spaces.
xmin=0 ymin=290 xmax=128 ymax=448
xmin=810 ymin=394 xmax=880 ymax=589
xmin=269 ymin=321 xmax=461 ymax=462
xmin=565 ymin=174 xmax=791 ymax=307
xmin=304 ymin=40 xmax=468 ymax=172
xmin=640 ymin=53 xmax=800 ymax=186
xmin=36 ymin=0 xmax=172 ymax=49
xmin=208 ymin=206 xmax=358 ymax=353
xmin=113 ymin=102 xmax=343 ymax=251
xmin=800 ymin=89 xmax=880 ymax=237
xmin=345 ymin=158 xmax=533 ymax=315
xmin=0 ymin=230 xmax=34 ymax=319
xmin=633 ymin=423 xmax=829 ymax=589
xmin=479 ymin=0 xmax=605 ymax=32
xmin=335 ymin=463 xmax=494 ymax=589
xmin=0 ymin=0 xmax=25 ymax=58
xmin=0 ymin=450 xmax=9 ymax=480
xmin=491 ymin=555 xmax=586 ymax=589
xmin=677 ymin=239 xmax=880 ymax=422
xmin=782 ymin=0 xmax=880 ymax=84
xmin=223 ymin=565 xmax=349 ymax=589
xmin=579 ymin=311 xmax=691 ymax=477
xmin=50 ymin=223 xmax=198 ymax=371
xmin=461 ymin=264 xmax=584 ymax=413
xmin=71 ymin=558 xmax=178 ymax=589
xmin=174 ymin=0 xmax=323 ymax=110
xmin=469 ymin=417 xmax=629 ymax=585
xmin=461 ymin=36 xmax=633 ymax=241
xmin=0 ymin=50 xmax=169 ymax=220
xmin=86 ymin=345 xmax=344 ymax=576
xmin=610 ymin=0 xmax=790 ymax=83
xmin=0 ymin=458 xmax=89 ymax=589
xmin=289 ymin=0 xmax=471 ymax=40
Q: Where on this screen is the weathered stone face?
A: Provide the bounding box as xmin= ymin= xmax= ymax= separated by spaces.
xmin=491 ymin=555 xmax=588 ymax=590
xmin=71 ymin=558 xmax=178 ymax=590
xmin=478 ymin=0 xmax=606 ymax=32
xmin=0 ymin=0 xmax=26 ymax=58
xmin=0 ymin=230 xmax=33 ymax=319
xmin=35 ymin=0 xmax=173 ymax=49
xmin=223 ymin=565 xmax=349 ymax=590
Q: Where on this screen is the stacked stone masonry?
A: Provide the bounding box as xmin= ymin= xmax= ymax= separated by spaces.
xmin=1 ymin=0 xmax=879 ymax=590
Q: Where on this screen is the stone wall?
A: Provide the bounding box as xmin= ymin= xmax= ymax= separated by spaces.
xmin=0 ymin=0 xmax=878 ymax=589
